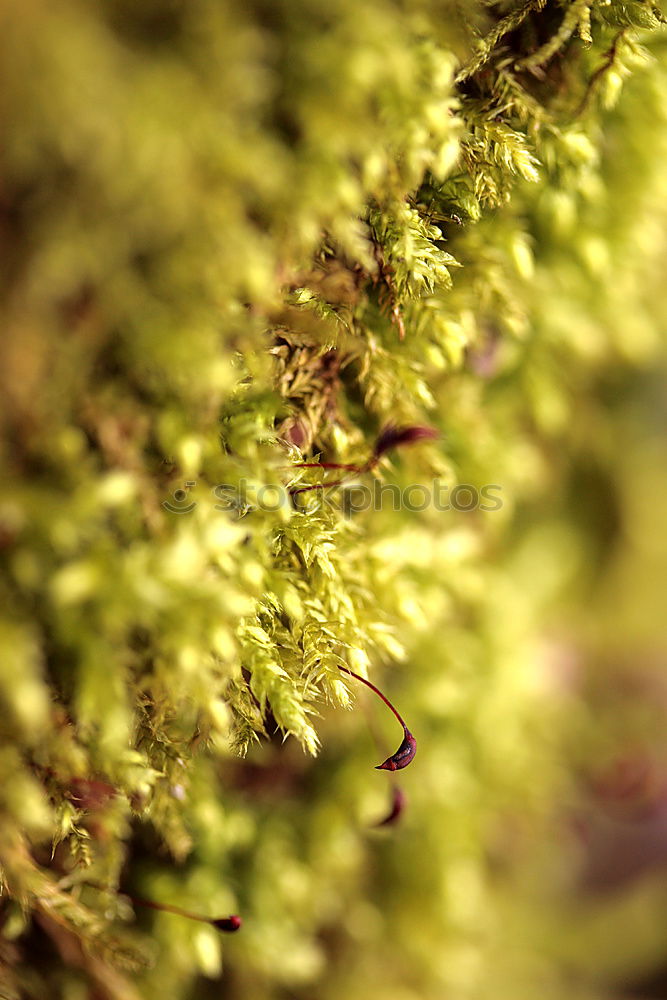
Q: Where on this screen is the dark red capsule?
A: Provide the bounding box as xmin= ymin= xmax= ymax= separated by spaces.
xmin=338 ymin=665 xmax=417 ymax=772
xmin=211 ymin=915 xmax=242 ymax=932
xmin=373 ymin=424 xmax=438 ymax=459
xmin=375 ymin=727 xmax=417 ymax=771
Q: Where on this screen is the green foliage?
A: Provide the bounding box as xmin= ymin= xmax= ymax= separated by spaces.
xmin=1 ymin=1 xmax=666 ymax=998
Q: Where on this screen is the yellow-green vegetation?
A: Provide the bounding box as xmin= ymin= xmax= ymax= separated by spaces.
xmin=1 ymin=1 xmax=667 ymax=998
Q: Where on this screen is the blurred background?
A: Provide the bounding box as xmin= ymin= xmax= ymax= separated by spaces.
xmin=1 ymin=2 xmax=667 ymax=999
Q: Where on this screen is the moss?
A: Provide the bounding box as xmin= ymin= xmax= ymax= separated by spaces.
xmin=1 ymin=1 xmax=667 ymax=997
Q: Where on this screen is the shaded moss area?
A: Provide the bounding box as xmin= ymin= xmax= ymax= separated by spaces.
xmin=1 ymin=1 xmax=667 ymax=997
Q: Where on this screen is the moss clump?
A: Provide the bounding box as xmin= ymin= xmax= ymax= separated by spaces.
xmin=1 ymin=1 xmax=666 ymax=998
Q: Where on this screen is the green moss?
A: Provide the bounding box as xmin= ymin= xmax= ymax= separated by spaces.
xmin=1 ymin=1 xmax=667 ymax=998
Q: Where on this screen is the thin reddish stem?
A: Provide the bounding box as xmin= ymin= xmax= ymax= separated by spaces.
xmin=292 ymin=462 xmax=362 ymax=471
xmin=85 ymin=883 xmax=241 ymax=932
xmin=337 ymin=665 xmax=407 ymax=730
xmin=289 ymin=478 xmax=346 ymax=496
xmin=289 ymin=460 xmax=374 ymax=496
xmin=129 ymin=895 xmax=209 ymax=922
xmin=129 ymin=895 xmax=241 ymax=932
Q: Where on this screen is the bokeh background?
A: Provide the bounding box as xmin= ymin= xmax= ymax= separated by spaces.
xmin=1 ymin=1 xmax=667 ymax=998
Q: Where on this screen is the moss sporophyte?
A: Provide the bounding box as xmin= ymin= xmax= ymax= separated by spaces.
xmin=289 ymin=423 xmax=438 ymax=496
xmin=87 ymin=883 xmax=242 ymax=932
xmin=374 ymin=785 xmax=407 ymax=826
xmin=337 ymin=665 xmax=417 ymax=771
xmin=128 ymin=896 xmax=242 ymax=932
xmin=82 ymin=663 xmax=414 ymax=934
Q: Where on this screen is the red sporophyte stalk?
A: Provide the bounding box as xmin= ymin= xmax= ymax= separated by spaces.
xmin=337 ymin=665 xmax=416 ymax=771
xmin=86 ymin=883 xmax=242 ymax=933
xmin=127 ymin=895 xmax=242 ymax=932
xmin=289 ymin=423 xmax=438 ymax=496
